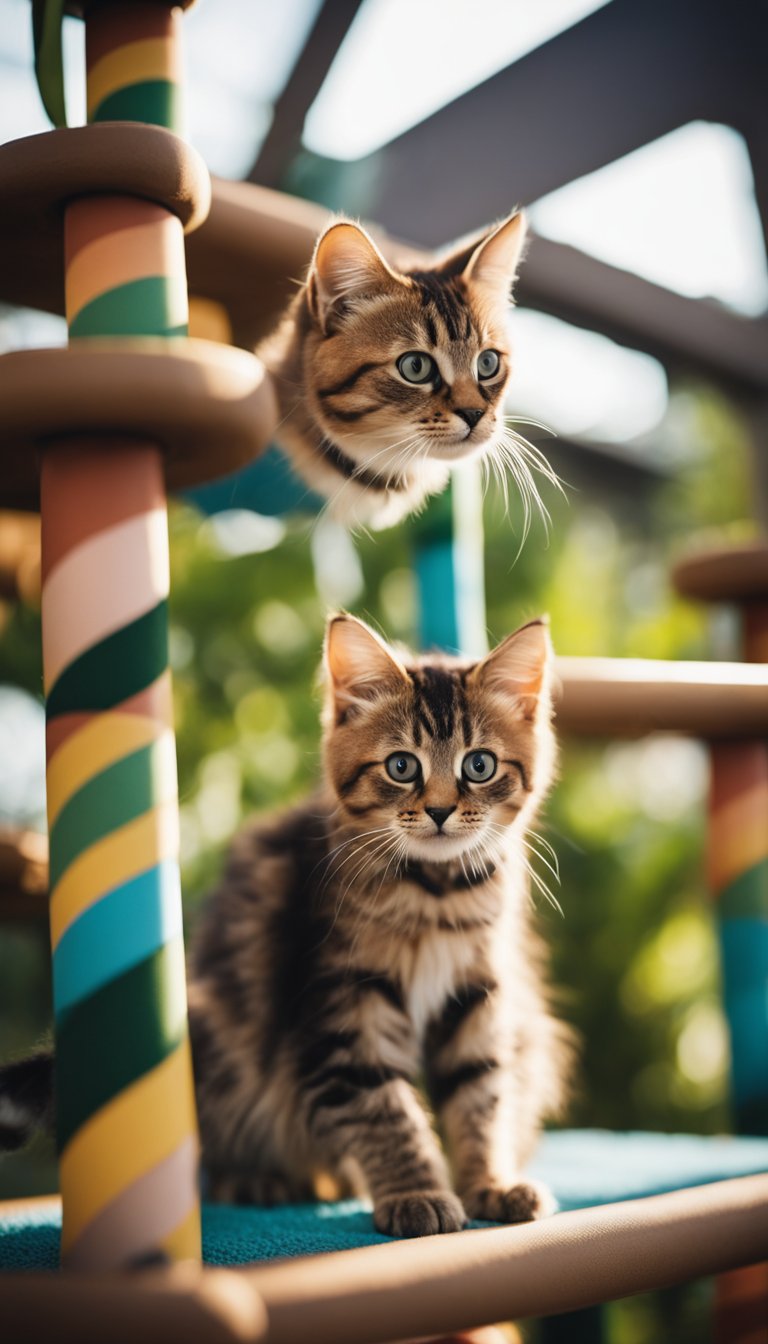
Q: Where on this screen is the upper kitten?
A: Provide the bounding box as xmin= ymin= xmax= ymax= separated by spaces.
xmin=187 ymin=614 xmax=571 ymax=1237
xmin=258 ymin=212 xmax=528 ymax=529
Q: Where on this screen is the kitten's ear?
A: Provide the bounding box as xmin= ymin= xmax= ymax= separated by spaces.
xmin=471 ymin=617 xmax=550 ymax=720
xmin=459 ymin=211 xmax=527 ymax=299
xmin=325 ymin=614 xmax=409 ymax=720
xmin=308 ymin=221 xmax=402 ymax=331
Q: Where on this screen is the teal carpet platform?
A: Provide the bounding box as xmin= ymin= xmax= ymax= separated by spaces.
xmin=2 ymin=1129 xmax=768 ymax=1271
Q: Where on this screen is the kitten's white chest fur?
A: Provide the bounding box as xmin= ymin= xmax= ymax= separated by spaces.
xmin=397 ymin=929 xmax=479 ymax=1040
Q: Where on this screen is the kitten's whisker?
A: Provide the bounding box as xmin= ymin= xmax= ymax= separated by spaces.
xmin=520 ymin=852 xmax=565 ymax=918
xmin=505 ymin=414 xmax=558 ymax=436
xmin=525 ymin=829 xmax=561 ymax=881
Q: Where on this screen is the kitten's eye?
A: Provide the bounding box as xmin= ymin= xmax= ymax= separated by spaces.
xmin=462 ymin=750 xmax=497 ymax=782
xmin=397 ymin=351 xmax=436 ymax=384
xmin=385 ymin=752 xmax=421 ymax=783
xmin=477 ymin=350 xmax=500 ymax=380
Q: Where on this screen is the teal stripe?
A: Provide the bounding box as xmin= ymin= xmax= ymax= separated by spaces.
xmin=719 ymin=859 xmax=768 ymax=919
xmin=91 ymin=79 xmax=182 ymax=131
xmin=56 ymin=936 xmax=187 ymax=1152
xmin=718 ymin=918 xmax=768 ymax=1122
xmin=414 ymin=540 xmax=460 ymax=653
xmin=53 ymin=863 xmax=181 ymax=1021
xmin=48 ymin=740 xmax=172 ymax=890
xmin=69 ymin=276 xmax=187 ymax=340
xmin=46 ymin=600 xmax=168 ymax=721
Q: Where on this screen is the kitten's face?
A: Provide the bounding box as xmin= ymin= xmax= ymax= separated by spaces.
xmin=305 ymin=216 xmax=526 ymax=478
xmin=324 ymin=615 xmax=554 ymax=871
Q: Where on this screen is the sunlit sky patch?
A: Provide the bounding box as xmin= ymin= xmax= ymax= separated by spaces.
xmin=507 ymin=312 xmax=669 ymax=444
xmin=531 ymin=122 xmax=768 ymax=316
xmin=304 ymin=0 xmax=611 ymax=161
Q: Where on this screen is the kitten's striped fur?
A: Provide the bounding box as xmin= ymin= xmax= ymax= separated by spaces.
xmin=189 ymin=615 xmax=571 ymax=1236
xmin=258 ymin=213 xmax=528 ymax=529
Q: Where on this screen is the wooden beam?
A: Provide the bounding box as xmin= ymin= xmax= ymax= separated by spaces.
xmin=555 ymin=657 xmax=768 ymax=739
xmin=248 ymin=0 xmax=364 ymax=189
xmin=360 ymin=0 xmax=737 ymax=246
xmin=518 ymin=235 xmax=768 ymax=398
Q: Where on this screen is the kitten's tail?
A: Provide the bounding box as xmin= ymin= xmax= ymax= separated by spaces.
xmin=0 ymin=1050 xmax=54 ymax=1151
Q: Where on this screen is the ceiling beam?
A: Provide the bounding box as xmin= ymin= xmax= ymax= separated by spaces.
xmin=248 ymin=0 xmax=364 ymax=189
xmin=519 ymin=234 xmax=768 ymax=398
xmin=359 ymin=0 xmax=743 ymax=245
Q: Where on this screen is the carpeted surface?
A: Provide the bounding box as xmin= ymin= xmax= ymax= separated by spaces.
xmin=2 ymin=1128 xmax=768 ymax=1271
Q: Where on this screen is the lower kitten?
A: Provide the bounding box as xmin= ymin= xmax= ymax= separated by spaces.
xmin=0 ymin=615 xmax=571 ymax=1238
xmin=189 ymin=614 xmax=571 ymax=1235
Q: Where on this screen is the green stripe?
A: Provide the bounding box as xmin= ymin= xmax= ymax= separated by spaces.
xmin=718 ymin=858 xmax=768 ymax=919
xmin=48 ymin=741 xmax=170 ymax=891
xmin=69 ymin=276 xmax=188 ymax=340
xmin=56 ymin=937 xmax=187 ymax=1152
xmin=90 ymin=80 xmax=181 ymax=131
xmin=46 ymin=599 xmax=168 ymax=721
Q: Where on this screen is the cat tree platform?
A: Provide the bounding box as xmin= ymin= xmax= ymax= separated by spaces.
xmin=0 ymin=340 xmax=277 ymax=511
xmin=2 ymin=1155 xmax=768 ymax=1342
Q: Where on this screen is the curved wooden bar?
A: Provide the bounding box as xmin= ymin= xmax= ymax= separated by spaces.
xmin=0 ymin=340 xmax=279 ymax=509
xmin=2 ymin=1177 xmax=767 ymax=1343
xmin=555 ymin=656 xmax=768 ymax=739
xmin=0 ymin=828 xmax=48 ymax=922
xmin=0 ymin=511 xmax=40 ymax=601
xmin=673 ymin=544 xmax=768 ymax=604
xmin=0 ymin=124 xmax=210 ymax=318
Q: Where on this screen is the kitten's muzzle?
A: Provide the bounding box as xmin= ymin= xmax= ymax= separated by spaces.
xmin=455 ymin=407 xmax=484 ymax=431
xmin=425 ymin=805 xmax=457 ymax=831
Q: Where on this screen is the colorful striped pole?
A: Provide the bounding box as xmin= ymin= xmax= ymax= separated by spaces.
xmin=86 ymin=1 xmax=184 ymax=131
xmin=708 ymin=600 xmax=768 ymax=1138
xmin=708 ymin=595 xmax=768 ymax=1344
xmin=40 ymin=1 xmax=200 ymax=1269
xmin=412 ymin=464 xmax=487 ymax=657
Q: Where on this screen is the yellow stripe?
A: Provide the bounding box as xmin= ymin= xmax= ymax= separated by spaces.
xmin=710 ymin=784 xmax=768 ymax=892
xmin=86 ymin=37 xmax=181 ymax=120
xmin=60 ymin=1037 xmax=197 ymax=1253
xmin=50 ymin=799 xmax=179 ymax=950
xmin=65 ymin=217 xmax=185 ymax=327
xmin=158 ymin=1201 xmax=202 ymax=1261
xmin=46 ymin=715 xmax=169 ymax=829
xmin=188 ymin=297 xmax=233 ymax=345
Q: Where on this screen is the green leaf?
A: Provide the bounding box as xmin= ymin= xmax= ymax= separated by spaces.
xmin=32 ymin=0 xmax=68 ymax=129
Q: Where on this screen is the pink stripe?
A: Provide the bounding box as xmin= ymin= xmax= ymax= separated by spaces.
xmin=42 ymin=509 xmax=169 ymax=692
xmin=64 ymin=1135 xmax=198 ymax=1269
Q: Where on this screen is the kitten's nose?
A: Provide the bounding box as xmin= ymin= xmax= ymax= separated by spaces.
xmin=455 ymin=407 xmax=484 ymax=431
xmin=425 ymin=806 xmax=456 ymax=830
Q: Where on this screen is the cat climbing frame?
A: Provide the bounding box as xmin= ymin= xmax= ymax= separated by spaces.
xmin=0 ymin=0 xmax=767 ymax=1337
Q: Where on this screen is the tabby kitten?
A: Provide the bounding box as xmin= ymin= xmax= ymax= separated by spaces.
xmin=188 ymin=613 xmax=569 ymax=1236
xmin=258 ymin=212 xmax=528 ymax=529
xmin=0 ymin=615 xmax=570 ymax=1239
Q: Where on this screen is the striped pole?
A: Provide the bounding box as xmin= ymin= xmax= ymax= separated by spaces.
xmin=709 ymin=738 xmax=768 ymax=1134
xmin=412 ymin=464 xmax=487 ymax=657
xmin=40 ymin=2 xmax=200 ymax=1268
xmin=85 ymin=1 xmax=184 ymax=131
xmin=709 ymin=600 xmax=768 ymax=1344
xmin=709 ymin=599 xmax=768 ymax=1138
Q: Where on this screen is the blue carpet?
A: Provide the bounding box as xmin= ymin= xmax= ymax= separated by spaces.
xmin=2 ymin=1129 xmax=767 ymax=1271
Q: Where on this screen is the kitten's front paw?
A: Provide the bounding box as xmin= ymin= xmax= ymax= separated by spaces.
xmin=374 ymin=1190 xmax=466 ymax=1237
xmin=463 ymin=1179 xmax=555 ymax=1224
